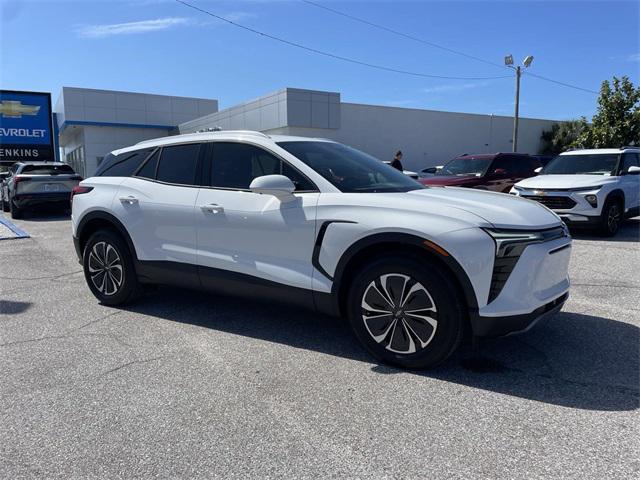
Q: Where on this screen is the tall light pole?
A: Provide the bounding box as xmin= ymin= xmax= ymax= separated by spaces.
xmin=504 ymin=54 xmax=534 ymax=152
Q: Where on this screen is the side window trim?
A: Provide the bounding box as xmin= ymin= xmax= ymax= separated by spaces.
xmin=205 ymin=140 xmax=319 ymax=193
xmin=132 ymin=147 xmax=160 ymax=178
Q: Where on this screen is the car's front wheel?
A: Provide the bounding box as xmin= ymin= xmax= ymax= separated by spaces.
xmin=347 ymin=255 xmax=465 ymax=369
xmin=598 ymin=197 xmax=623 ymax=237
xmin=83 ymin=229 xmax=141 ymax=305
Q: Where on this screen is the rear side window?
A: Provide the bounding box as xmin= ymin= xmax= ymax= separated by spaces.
xmin=208 ymin=142 xmax=315 ymax=191
xmin=491 ymin=156 xmax=519 ymax=175
xmin=156 ymin=143 xmax=201 ymax=185
xmin=136 ymin=150 xmax=160 ymax=180
xmin=622 ymin=153 xmax=640 ymax=170
xmin=99 ymin=148 xmax=153 ymax=177
xmin=20 ymin=164 xmax=75 ymax=175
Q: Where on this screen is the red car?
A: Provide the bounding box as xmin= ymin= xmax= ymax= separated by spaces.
xmin=420 ymin=153 xmax=542 ymax=193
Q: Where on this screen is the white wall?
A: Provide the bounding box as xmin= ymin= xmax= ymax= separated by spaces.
xmin=267 ymin=103 xmax=557 ymax=171
xmin=82 ymin=126 xmax=170 ymax=175
xmin=57 ymin=87 xmax=218 ymax=128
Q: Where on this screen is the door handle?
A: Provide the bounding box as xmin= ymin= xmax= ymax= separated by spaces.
xmin=200 ymin=203 xmax=224 ymax=214
xmin=119 ymin=195 xmax=139 ymax=205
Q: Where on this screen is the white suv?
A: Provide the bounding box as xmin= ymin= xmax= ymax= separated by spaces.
xmin=511 ymin=147 xmax=640 ymax=236
xmin=71 ymin=131 xmax=571 ymax=368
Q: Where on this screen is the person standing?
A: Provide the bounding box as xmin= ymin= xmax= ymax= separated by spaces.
xmin=391 ymin=150 xmax=404 ymax=171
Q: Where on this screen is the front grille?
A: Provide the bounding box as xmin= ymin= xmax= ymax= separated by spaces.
xmin=522 ymin=195 xmax=576 ymax=210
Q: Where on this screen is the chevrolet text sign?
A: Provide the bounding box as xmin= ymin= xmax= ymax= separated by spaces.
xmin=0 ymin=90 xmax=55 ymax=164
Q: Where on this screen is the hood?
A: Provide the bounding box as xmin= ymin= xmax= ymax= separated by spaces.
xmin=406 ymin=187 xmax=561 ymax=229
xmin=328 ymin=187 xmax=562 ymax=230
xmin=420 ymin=175 xmax=480 ymax=186
xmin=516 ymin=174 xmax=614 ymax=190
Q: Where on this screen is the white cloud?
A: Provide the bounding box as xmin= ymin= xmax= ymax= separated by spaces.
xmin=422 ymin=82 xmax=488 ymax=94
xmin=77 ymin=17 xmax=190 ymax=38
xmin=627 ymin=53 xmax=640 ymax=62
xmin=223 ymin=11 xmax=257 ymax=22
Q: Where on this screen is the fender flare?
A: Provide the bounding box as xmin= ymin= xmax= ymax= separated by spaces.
xmin=76 ymin=210 xmax=138 ymax=261
xmin=328 ymin=232 xmax=479 ymax=312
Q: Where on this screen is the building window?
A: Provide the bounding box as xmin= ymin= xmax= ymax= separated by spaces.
xmin=65 ymin=145 xmax=85 ymax=178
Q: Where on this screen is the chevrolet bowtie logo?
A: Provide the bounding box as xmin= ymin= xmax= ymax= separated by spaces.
xmin=533 ymin=190 xmax=547 ymax=196
xmin=0 ymin=100 xmax=41 ymax=118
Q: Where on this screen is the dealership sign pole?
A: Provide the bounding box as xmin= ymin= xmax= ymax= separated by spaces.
xmin=0 ymin=90 xmax=55 ymax=166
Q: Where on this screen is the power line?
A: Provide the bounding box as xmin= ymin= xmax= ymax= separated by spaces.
xmin=301 ymin=0 xmax=506 ymax=71
xmin=523 ymin=71 xmax=599 ymax=94
xmin=302 ymin=0 xmax=599 ymax=95
xmin=174 ymin=0 xmax=512 ymax=81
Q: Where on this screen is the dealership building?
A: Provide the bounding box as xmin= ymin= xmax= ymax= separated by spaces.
xmin=3 ymin=86 xmax=560 ymax=176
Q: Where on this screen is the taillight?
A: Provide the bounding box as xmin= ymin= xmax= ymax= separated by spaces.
xmin=70 ymin=186 xmax=93 ymax=206
xmin=13 ymin=176 xmax=31 ymax=185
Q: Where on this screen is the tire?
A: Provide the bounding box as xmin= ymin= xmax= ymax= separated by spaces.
xmin=346 ymin=255 xmax=465 ymax=369
xmin=598 ymin=197 xmax=623 ymax=237
xmin=82 ymin=229 xmax=142 ymax=305
xmin=9 ymin=198 xmax=22 ymax=219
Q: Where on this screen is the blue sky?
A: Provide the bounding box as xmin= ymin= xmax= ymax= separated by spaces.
xmin=1 ymin=0 xmax=638 ymax=120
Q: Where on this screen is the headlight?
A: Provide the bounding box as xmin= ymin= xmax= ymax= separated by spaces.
xmin=484 ymin=227 xmax=569 ymax=257
xmin=484 ymin=229 xmax=547 ymax=257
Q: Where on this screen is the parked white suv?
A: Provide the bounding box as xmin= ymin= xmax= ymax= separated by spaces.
xmin=511 ymin=147 xmax=640 ymax=236
xmin=71 ymin=131 xmax=571 ymax=368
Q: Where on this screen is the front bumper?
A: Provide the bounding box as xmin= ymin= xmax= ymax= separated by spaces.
xmin=471 ymin=228 xmax=571 ymax=337
xmin=557 ymin=214 xmax=601 ymax=228
xmin=471 ymin=292 xmax=568 ymax=337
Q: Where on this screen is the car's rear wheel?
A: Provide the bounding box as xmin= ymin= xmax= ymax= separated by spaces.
xmin=9 ymin=198 xmax=22 ymax=219
xmin=347 ymin=255 xmax=465 ymax=369
xmin=83 ymin=229 xmax=141 ymax=305
xmin=598 ymin=197 xmax=622 ymax=237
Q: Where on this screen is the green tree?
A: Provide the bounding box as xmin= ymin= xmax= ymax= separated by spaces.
xmin=540 ymin=120 xmax=584 ymax=155
xmin=575 ymin=76 xmax=640 ymax=148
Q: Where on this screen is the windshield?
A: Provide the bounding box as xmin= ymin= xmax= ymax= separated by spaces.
xmin=542 ymin=154 xmax=619 ymax=175
xmin=437 ymin=156 xmax=493 ymax=176
xmin=277 ymin=141 xmax=423 ymax=193
xmin=20 ymin=164 xmax=75 ymax=175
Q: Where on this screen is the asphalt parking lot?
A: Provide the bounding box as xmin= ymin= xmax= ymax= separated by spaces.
xmin=1 ymin=212 xmax=638 ymax=479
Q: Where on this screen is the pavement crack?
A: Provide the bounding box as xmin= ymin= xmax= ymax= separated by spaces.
xmin=71 ymin=310 xmax=122 ymax=332
xmin=0 ymin=270 xmax=83 ymax=281
xmin=99 ymin=356 xmax=167 ymax=377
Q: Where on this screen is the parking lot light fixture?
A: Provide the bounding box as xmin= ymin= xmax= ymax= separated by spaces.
xmin=505 ymin=54 xmax=534 ymax=152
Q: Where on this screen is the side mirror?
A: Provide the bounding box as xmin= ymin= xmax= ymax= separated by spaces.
xmin=421 ymin=167 xmax=437 ymax=174
xmin=249 ymin=174 xmax=295 ymax=196
xmin=534 ymin=166 xmax=543 ymax=174
xmin=627 ymin=166 xmax=640 ymax=175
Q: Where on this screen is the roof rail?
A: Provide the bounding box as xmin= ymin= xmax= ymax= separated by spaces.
xmin=135 ymin=129 xmax=270 ymax=146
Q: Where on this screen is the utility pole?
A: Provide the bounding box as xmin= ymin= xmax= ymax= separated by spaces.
xmin=513 ymin=65 xmax=521 ymax=152
xmin=504 ymin=55 xmax=533 ymax=153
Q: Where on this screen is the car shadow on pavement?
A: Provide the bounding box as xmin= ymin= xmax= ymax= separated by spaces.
xmin=569 ymin=217 xmax=639 ymax=243
xmin=124 ymin=288 xmax=639 ymax=412
xmin=0 ymin=300 xmax=32 ymax=315
xmin=5 ymin=209 xmax=71 ymax=222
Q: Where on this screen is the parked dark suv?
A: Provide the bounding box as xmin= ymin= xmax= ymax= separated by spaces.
xmin=419 ymin=153 xmax=542 ymax=193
